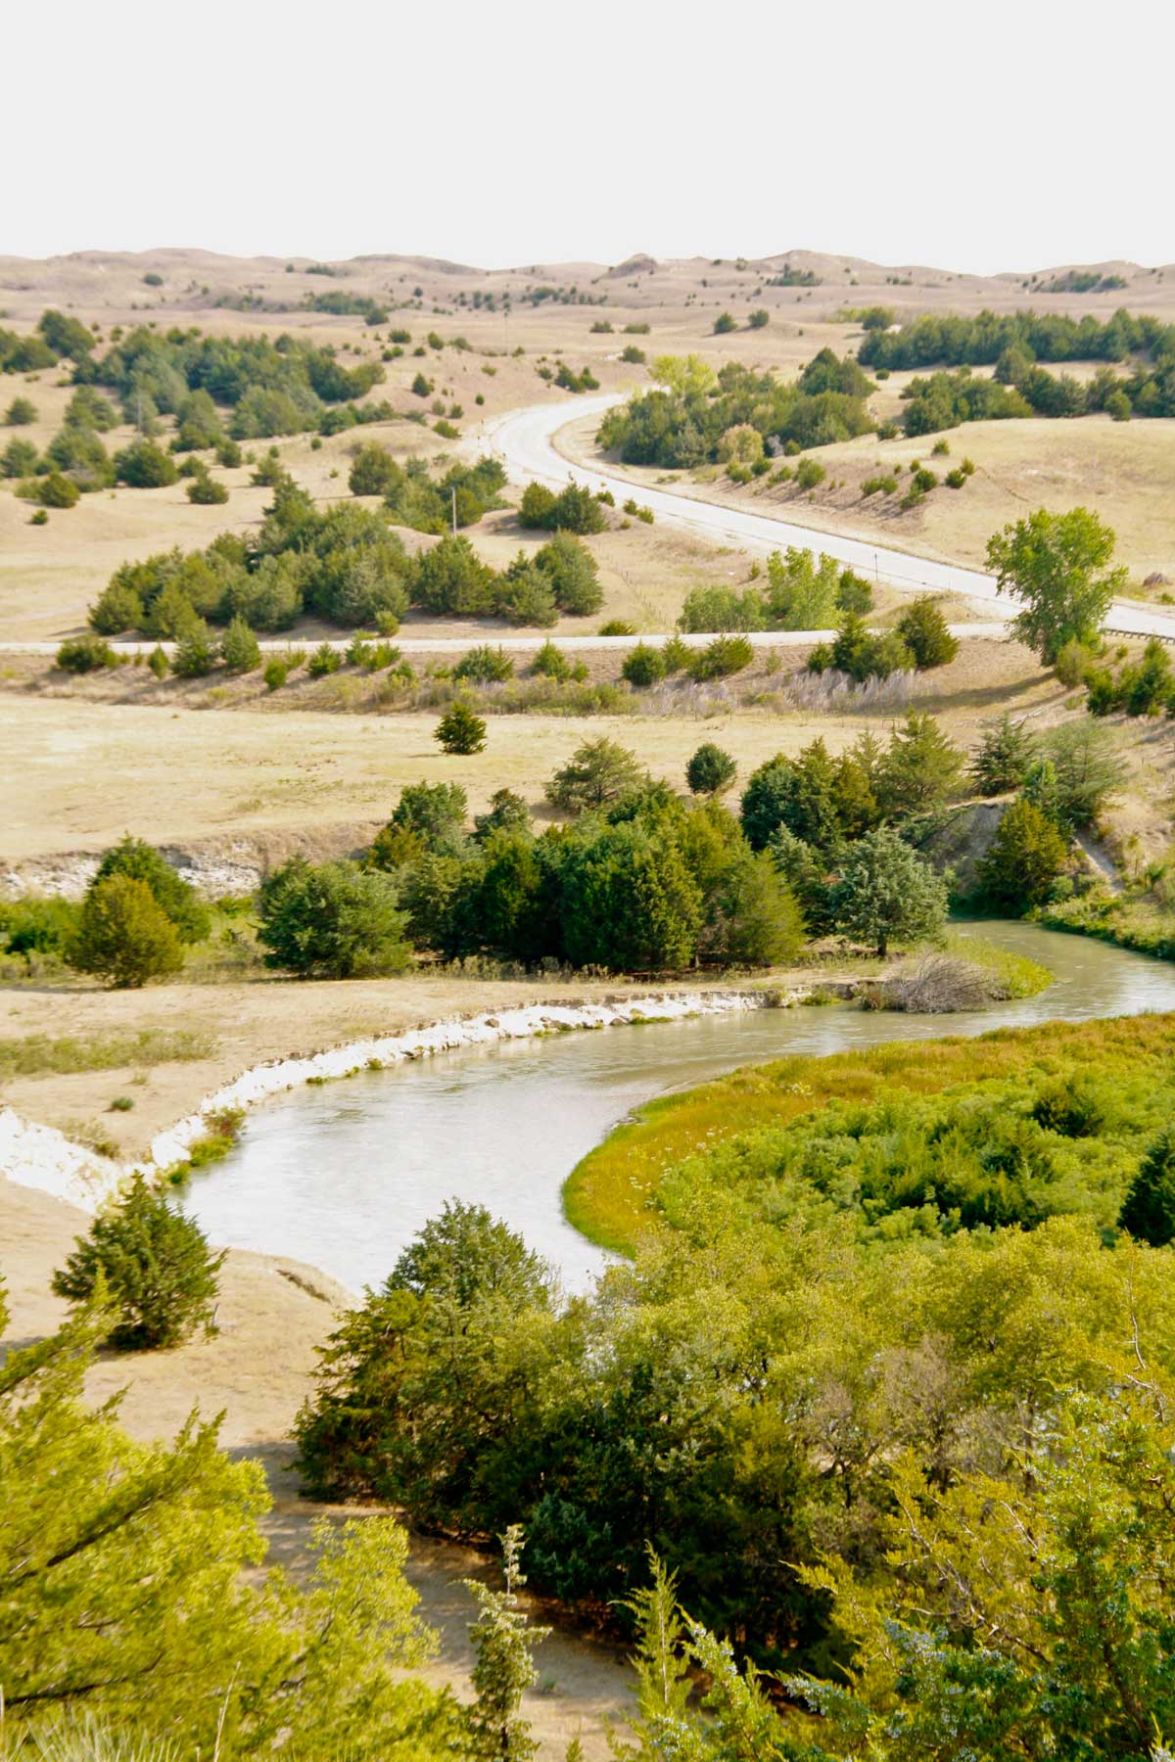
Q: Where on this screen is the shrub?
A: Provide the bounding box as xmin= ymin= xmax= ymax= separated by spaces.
xmin=533 ymin=532 xmax=602 ymax=614
xmin=454 ymin=645 xmax=514 ymax=684
xmin=52 ymin=1174 xmax=224 ymax=1349
xmin=56 ymin=635 xmax=117 ymax=674
xmin=186 ymin=465 xmax=228 ymax=505
xmin=94 ymin=837 xmax=209 ymax=943
xmin=748 ymin=309 xmax=769 ymax=329
xmin=172 ymin=620 xmax=217 ymax=678
xmin=69 ymin=876 xmax=184 ymax=988
xmin=36 ymin=470 xmax=80 ymax=508
xmin=412 ymin=534 xmax=495 ymax=616
xmin=148 ymin=644 xmax=169 ymax=679
xmin=836 ymin=570 xmax=873 ymax=614
xmin=308 ymin=641 xmax=342 ymax=678
xmin=2 ymin=436 xmax=39 ymax=477
xmin=795 ymin=458 xmax=825 ymax=490
xmin=713 ymin=312 xmax=737 ymax=334
xmin=978 ymin=797 xmax=1070 ymax=912
xmin=220 ymin=616 xmax=261 ymax=673
xmin=518 ymin=481 xmax=558 ymax=528
xmin=259 ymin=858 xmax=412 ymax=977
xmin=5 ymin=396 xmax=37 ymax=425
xmin=861 ymin=474 xmax=898 ymax=497
xmin=29 ymin=508 xmax=48 ymax=525
xmin=114 ymin=440 xmax=180 ymax=488
xmin=531 ymin=639 xmax=572 ymax=681
xmin=689 ymin=634 xmax=754 ymax=680
xmin=686 ymin=743 xmax=737 ymax=796
xmin=263 ymin=656 xmax=289 ymax=691
xmin=349 ymin=442 xmax=400 ymax=496
xmin=411 ymin=372 xmax=433 ymax=397
xmin=435 ymin=700 xmax=487 ymax=754
xmin=1055 ymin=638 xmax=1097 ymax=687
xmin=621 ymin=344 xmax=647 ymax=364
xmin=622 ymin=642 xmax=667 ymax=688
xmin=896 ymin=597 xmax=959 ymax=670
xmin=599 ymin=620 xmax=637 ymax=636
xmin=546 ymin=738 xmax=644 ymax=812
xmin=494 ymin=558 xmax=557 ymax=626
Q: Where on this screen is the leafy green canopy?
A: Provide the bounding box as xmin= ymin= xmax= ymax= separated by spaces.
xmin=598 ymin=356 xmax=875 ymax=468
xmin=0 ymin=1301 xmax=455 ymax=1758
xmin=297 ymin=1050 xmax=1175 ymax=1678
xmin=52 ymin=1173 xmax=224 ymax=1349
xmin=370 ymin=765 xmax=805 ymax=974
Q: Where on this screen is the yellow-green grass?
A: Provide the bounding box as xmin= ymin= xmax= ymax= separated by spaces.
xmin=0 ymin=1025 xmax=215 ymax=1081
xmin=942 ymin=931 xmax=1054 ymax=998
xmin=562 ymin=1012 xmax=1175 ymax=1255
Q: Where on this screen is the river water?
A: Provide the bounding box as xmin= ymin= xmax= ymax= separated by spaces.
xmin=183 ymin=924 xmax=1175 ymax=1295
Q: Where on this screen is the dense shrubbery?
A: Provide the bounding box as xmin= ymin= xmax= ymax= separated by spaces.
xmin=862 ymin=308 xmax=1175 ymax=430
xmin=88 ymin=321 xmax=387 ymax=436
xmin=258 ymin=858 xmax=411 ymax=978
xmin=350 ymin=447 xmax=507 ymax=533
xmin=367 ymin=757 xmax=804 ymax=973
xmin=597 ymin=354 xmax=875 ymax=467
xmin=89 ymin=469 xmax=603 ymax=636
xmin=518 ymin=479 xmax=607 ymax=533
xmin=295 ymin=1013 xmax=1175 ymax=1717
xmin=679 ymin=548 xmax=873 ymax=633
xmin=1085 ymin=637 xmax=1175 ymax=717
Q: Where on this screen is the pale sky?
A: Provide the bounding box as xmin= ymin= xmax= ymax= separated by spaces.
xmin=4 ymin=0 xmax=1172 ymax=274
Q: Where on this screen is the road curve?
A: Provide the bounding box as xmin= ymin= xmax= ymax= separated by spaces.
xmin=481 ymin=395 xmax=1175 ymax=642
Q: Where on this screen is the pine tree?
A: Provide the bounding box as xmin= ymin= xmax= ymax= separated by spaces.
xmin=53 ymin=1173 xmax=224 ymax=1349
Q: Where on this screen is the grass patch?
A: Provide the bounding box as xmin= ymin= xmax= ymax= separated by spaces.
xmin=562 ymin=1012 xmax=1175 ymax=1255
xmin=1036 ymin=893 xmax=1175 ymax=961
xmin=942 ymin=931 xmax=1053 ymax=998
xmin=165 ymin=1105 xmax=246 ymax=1184
xmin=0 ymin=1026 xmax=215 ymax=1081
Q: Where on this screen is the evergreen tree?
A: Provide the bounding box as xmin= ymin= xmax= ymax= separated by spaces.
xmin=972 ymin=712 xmax=1036 ymax=795
xmin=832 ymin=827 xmax=948 ymax=956
xmin=436 ymin=700 xmax=488 ymax=755
xmin=220 ymin=614 xmax=262 ymax=673
xmin=978 ymin=797 xmax=1069 ymax=912
xmin=94 ymin=835 xmax=210 ymax=941
xmin=896 ymin=597 xmax=959 ymax=670
xmin=876 ymin=712 xmax=964 ymax=817
xmin=686 ymin=743 xmax=737 ymax=796
xmin=1118 ymin=1129 xmax=1175 ymax=1246
xmin=70 ymin=875 xmax=184 ymax=988
xmin=52 ymin=1174 xmax=224 ymax=1349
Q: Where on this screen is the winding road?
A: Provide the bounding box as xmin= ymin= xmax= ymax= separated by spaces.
xmin=482 ymin=394 xmax=1175 ymax=643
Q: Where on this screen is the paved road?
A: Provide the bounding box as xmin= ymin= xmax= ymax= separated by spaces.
xmin=481 ymin=395 xmax=1175 ymax=643
xmin=1 ymin=625 xmax=1013 ymax=658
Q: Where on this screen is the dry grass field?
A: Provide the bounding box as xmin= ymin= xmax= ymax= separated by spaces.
xmin=3 ymin=245 xmax=1174 ymax=639
xmin=0 ymin=639 xmax=1066 ymax=863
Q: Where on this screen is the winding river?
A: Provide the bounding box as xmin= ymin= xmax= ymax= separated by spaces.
xmin=184 ymin=924 xmax=1175 ymax=1295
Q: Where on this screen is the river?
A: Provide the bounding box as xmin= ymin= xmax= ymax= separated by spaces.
xmin=183 ymin=924 xmax=1175 ymax=1295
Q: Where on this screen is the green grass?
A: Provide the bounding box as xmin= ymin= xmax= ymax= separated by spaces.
xmin=1037 ymin=893 xmax=1175 ymax=962
xmin=563 ymin=1013 xmax=1175 ymax=1255
xmin=0 ymin=1026 xmax=215 ymax=1081
xmin=943 ymin=931 xmax=1054 ymax=998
